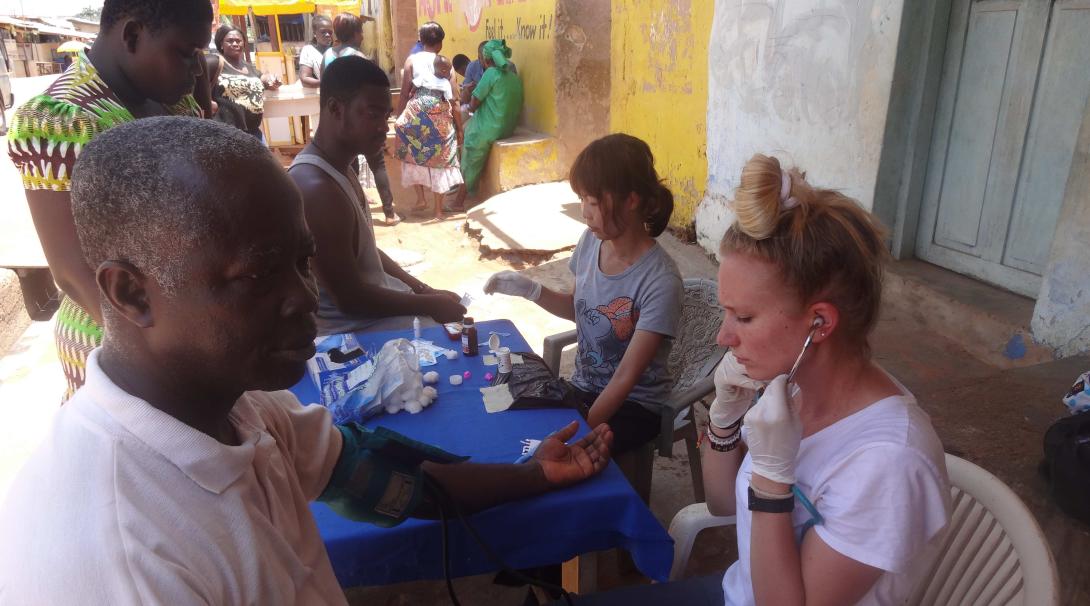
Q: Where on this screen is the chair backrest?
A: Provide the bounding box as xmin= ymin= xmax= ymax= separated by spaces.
xmin=909 ymin=454 xmax=1060 ymax=606
xmin=666 ymin=278 xmax=724 ymax=394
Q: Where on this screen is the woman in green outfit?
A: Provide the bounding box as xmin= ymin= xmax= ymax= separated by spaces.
xmin=5 ymin=0 xmax=212 ymax=400
xmin=460 ymin=39 xmax=524 ymax=196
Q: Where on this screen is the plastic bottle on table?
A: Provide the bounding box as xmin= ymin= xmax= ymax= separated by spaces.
xmin=461 ymin=316 xmax=478 ymax=356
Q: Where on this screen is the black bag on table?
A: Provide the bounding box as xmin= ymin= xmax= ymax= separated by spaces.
xmin=1042 ymin=410 xmax=1090 ymax=525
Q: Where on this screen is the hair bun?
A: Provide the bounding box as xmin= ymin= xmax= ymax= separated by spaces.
xmin=732 ymin=154 xmax=796 ymax=240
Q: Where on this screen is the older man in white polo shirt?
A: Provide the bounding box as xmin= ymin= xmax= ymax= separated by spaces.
xmin=0 ymin=117 xmax=612 ymax=604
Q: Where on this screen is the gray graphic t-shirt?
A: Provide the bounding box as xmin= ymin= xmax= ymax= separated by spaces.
xmin=568 ymin=229 xmax=683 ymax=411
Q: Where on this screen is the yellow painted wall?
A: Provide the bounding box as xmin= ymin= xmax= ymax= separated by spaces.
xmin=417 ymin=0 xmax=558 ymax=134
xmin=610 ymin=0 xmax=713 ymax=227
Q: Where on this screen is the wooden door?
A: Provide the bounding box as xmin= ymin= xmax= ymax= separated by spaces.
xmin=917 ymin=0 xmax=1090 ymax=297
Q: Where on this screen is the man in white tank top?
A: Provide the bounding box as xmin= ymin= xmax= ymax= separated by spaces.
xmin=287 ymin=56 xmax=466 ymax=335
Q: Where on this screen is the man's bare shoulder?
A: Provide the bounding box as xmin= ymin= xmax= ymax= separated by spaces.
xmin=288 ymin=163 xmax=354 ymax=215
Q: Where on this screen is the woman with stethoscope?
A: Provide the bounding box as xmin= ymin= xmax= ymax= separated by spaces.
xmin=571 ymin=155 xmax=952 ymax=605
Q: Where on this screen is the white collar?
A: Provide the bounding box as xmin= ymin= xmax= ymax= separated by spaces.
xmin=81 ymin=349 xmax=261 ymax=494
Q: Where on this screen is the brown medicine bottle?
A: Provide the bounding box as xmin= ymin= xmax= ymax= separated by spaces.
xmin=461 ymin=317 xmax=478 ymax=356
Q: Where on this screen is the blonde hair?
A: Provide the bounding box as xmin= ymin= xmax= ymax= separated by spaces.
xmin=721 ymin=154 xmax=888 ymax=352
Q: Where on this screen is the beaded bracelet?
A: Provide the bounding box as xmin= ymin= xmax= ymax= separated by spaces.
xmin=705 ymin=425 xmax=742 ymax=452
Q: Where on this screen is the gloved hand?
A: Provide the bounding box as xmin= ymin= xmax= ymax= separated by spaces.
xmin=483 ymin=271 xmax=542 ymax=301
xmin=744 ymin=375 xmax=802 ymax=485
xmin=709 ymin=351 xmax=765 ymax=430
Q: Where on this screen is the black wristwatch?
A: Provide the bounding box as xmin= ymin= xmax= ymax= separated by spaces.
xmin=748 ymin=486 xmax=794 ymax=513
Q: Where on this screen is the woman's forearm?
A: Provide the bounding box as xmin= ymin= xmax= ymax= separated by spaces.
xmin=750 ymin=511 xmax=805 ymax=605
xmin=749 ymin=474 xmax=805 ymax=605
xmin=26 ymin=191 xmax=104 ymax=325
xmin=535 ymin=286 xmax=575 ymax=321
xmin=700 ymin=440 xmax=745 ymax=516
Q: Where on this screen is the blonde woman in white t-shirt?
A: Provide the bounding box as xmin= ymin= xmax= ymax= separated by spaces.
xmin=569 ymin=155 xmax=951 ymax=606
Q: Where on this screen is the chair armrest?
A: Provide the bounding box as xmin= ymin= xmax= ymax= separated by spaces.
xmin=667 ymin=502 xmax=737 ymax=581
xmin=542 ymin=329 xmax=578 ymax=377
xmin=656 ymin=374 xmax=715 ymax=456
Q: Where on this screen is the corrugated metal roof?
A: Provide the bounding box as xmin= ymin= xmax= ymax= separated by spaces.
xmin=0 ymin=16 xmax=96 ymax=39
xmin=0 ymin=16 xmax=40 ymax=28
xmin=32 ymin=25 xmax=95 ymax=39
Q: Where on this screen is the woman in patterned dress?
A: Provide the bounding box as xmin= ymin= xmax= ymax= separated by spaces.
xmin=394 ymin=22 xmax=465 ymax=219
xmin=5 ymin=0 xmax=212 ymax=401
xmin=214 ymin=25 xmax=280 ymax=141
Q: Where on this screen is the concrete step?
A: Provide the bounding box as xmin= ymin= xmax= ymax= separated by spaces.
xmin=476 ymin=128 xmax=567 ymax=199
xmin=382 ymin=127 xmax=566 ymax=210
xmin=883 ymin=259 xmax=1055 ymax=368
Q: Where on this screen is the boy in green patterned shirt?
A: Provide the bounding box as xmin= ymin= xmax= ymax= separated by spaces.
xmin=7 ymin=0 xmax=212 ymax=399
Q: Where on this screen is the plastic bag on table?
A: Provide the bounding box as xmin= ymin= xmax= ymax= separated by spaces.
xmin=326 ymin=338 xmax=425 ymax=424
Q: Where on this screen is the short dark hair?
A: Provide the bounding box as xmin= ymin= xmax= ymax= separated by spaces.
xmin=569 ymin=134 xmax=675 ymax=237
xmin=312 ymin=14 xmax=332 ymax=31
xmin=100 ymin=0 xmax=213 ymax=33
xmin=333 ymin=12 xmax=362 ymax=44
xmin=71 ymin=117 xmax=271 ymax=295
xmin=320 ymin=55 xmax=390 ymax=109
xmin=452 ymin=54 xmax=470 ymax=71
xmin=419 ymin=21 xmax=445 ymax=46
xmin=214 ymin=25 xmax=243 ymax=53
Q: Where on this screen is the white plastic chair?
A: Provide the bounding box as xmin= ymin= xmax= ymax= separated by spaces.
xmin=667 ymin=454 xmax=1061 ymax=605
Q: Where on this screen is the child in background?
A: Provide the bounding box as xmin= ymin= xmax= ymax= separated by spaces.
xmin=484 ymin=134 xmax=683 ymax=456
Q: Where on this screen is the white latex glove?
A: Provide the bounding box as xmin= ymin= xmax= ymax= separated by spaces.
xmin=483 ymin=271 xmax=542 ymax=301
xmin=743 ymin=375 xmax=802 ymax=485
xmin=709 ymin=351 xmax=766 ymax=429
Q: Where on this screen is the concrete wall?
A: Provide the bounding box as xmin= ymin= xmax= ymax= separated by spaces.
xmin=418 ymin=0 xmax=558 ymax=134
xmin=389 ymin=0 xmax=418 ymax=85
xmin=1032 ymin=103 xmax=1090 ymax=358
xmin=610 ymin=0 xmax=713 ymax=229
xmin=694 ymin=0 xmax=905 ymax=253
xmin=553 ymin=0 xmax=611 ymax=169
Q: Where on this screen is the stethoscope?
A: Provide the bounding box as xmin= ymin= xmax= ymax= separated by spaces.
xmin=753 ymin=317 xmax=826 ymax=535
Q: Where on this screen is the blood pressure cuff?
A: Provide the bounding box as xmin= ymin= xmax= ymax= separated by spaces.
xmin=318 ymin=424 xmax=468 ymax=527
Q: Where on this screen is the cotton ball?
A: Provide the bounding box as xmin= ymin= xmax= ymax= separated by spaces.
xmin=423 ymin=371 xmax=439 ymax=384
xmin=385 ymin=403 xmax=401 ymax=415
xmin=444 ymin=350 xmax=458 ymax=360
xmin=422 ymin=386 xmax=438 ymax=404
xmin=449 ymin=374 xmax=463 ymax=386
xmin=405 ymin=400 xmax=424 ymax=414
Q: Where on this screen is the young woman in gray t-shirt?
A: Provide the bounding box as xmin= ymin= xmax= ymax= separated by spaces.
xmin=485 ymin=134 xmax=683 ymax=455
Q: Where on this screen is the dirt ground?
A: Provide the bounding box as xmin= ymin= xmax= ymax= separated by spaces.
xmin=0 ymin=271 xmax=31 ymax=359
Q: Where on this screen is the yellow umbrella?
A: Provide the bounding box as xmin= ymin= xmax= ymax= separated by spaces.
xmin=57 ymin=40 xmax=87 ymax=53
xmin=219 ymin=0 xmax=360 ymax=16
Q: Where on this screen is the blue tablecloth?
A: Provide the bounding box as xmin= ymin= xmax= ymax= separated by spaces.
xmin=292 ymin=319 xmax=674 ymax=587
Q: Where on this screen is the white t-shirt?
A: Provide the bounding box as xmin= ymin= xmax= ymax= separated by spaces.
xmin=722 ymin=384 xmax=951 ymax=605
xmin=299 ymin=43 xmax=325 ymax=79
xmin=0 ymin=350 xmax=348 ymax=605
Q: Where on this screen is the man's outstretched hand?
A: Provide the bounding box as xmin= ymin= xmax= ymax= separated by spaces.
xmin=534 ymin=421 xmax=613 ymax=487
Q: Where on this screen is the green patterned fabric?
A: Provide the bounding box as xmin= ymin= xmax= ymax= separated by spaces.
xmin=6 ymin=51 xmax=202 ymax=400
